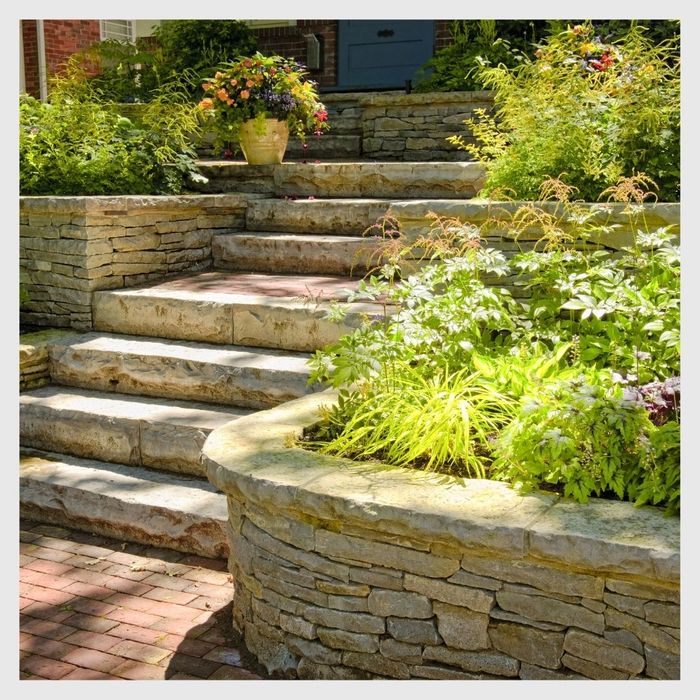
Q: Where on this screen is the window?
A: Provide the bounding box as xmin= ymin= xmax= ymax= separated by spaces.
xmin=99 ymin=20 xmax=134 ymax=43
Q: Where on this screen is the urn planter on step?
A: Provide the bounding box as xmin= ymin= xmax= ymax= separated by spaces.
xmin=239 ymin=119 xmax=289 ymax=165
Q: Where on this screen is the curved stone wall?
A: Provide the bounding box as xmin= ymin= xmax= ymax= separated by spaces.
xmin=203 ymin=391 xmax=680 ymax=680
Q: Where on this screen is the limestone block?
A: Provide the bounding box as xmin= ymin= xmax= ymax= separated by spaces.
xmin=379 ymin=638 xmax=422 ymax=664
xmin=564 ymin=629 xmax=644 ymax=675
xmin=253 ymin=554 xmax=317 ymax=590
xmin=495 ymin=590 xmax=604 ymax=634
xmin=519 ymin=663 xmax=585 ymax=680
xmin=316 ymin=581 xmax=370 ymax=597
xmin=279 ymin=613 xmax=318 ymax=641
xmin=604 ymin=592 xmax=646 ymax=617
xmin=404 ymin=573 xmax=494 ymax=613
xmin=111 ymin=232 xmax=161 ymax=252
xmin=367 ymin=589 xmax=432 ymax=619
xmin=256 ymin=571 xmax=328 ymax=607
xmin=561 ymin=654 xmax=629 ymax=680
xmin=244 ymin=504 xmax=315 ymax=551
xmin=644 ymin=601 xmax=680 ymax=628
xmin=302 ymin=605 xmax=385 ymax=635
xmin=251 ymin=596 xmax=281 ymax=627
xmin=326 ymin=595 xmax=368 ymax=613
xmin=244 ymin=622 xmax=298 ymax=675
xmin=644 ymin=644 xmax=680 ymax=680
xmin=341 ymin=651 xmax=410 ymax=679
xmin=410 ymin=665 xmax=490 ymax=680
xmin=242 ymin=520 xmax=349 ymax=581
xmin=605 ymin=578 xmax=679 ymax=603
xmin=604 ymin=608 xmax=679 ymax=654
xmin=297 ymin=658 xmax=364 ymax=680
xmin=433 ymin=601 xmax=490 ymax=650
xmin=489 ymin=623 xmax=564 ymax=669
xmin=259 ymin=586 xmax=304 ymax=616
xmin=242 ymin=520 xmax=350 ymax=582
xmin=317 ymin=627 xmax=379 ymax=653
xmin=422 ymin=646 xmax=519 ymax=677
xmin=460 ymin=552 xmax=604 ymax=599
xmin=315 ymin=529 xmax=459 ymax=578
xmin=603 ymin=629 xmax=644 ymax=655
xmin=386 ymin=617 xmax=441 ymax=645
xmin=348 ymin=567 xmax=403 ymax=591
xmin=581 ymin=598 xmax=607 ymax=613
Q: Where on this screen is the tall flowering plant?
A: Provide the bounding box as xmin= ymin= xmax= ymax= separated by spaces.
xmin=198 ymin=52 xmax=329 ymax=147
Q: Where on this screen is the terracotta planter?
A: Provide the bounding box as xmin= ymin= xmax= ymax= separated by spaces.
xmin=238 ymin=119 xmax=289 ymax=165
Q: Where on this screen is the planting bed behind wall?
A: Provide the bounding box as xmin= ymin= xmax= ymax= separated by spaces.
xmin=203 ymin=391 xmax=680 ymax=681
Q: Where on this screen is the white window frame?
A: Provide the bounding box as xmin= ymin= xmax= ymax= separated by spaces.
xmin=99 ymin=20 xmax=135 ymax=43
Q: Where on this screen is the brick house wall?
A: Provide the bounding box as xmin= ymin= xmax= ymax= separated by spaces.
xmin=22 ymin=19 xmax=100 ymax=97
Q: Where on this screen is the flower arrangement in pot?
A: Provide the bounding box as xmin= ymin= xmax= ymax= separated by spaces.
xmin=198 ymin=52 xmax=329 ymax=164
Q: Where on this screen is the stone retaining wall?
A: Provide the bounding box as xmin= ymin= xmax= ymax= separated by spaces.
xmin=358 ymin=91 xmax=493 ymax=161
xmin=19 ymin=330 xmax=77 ymax=391
xmin=203 ymin=391 xmax=680 ymax=681
xmin=20 ymin=194 xmax=254 ymax=329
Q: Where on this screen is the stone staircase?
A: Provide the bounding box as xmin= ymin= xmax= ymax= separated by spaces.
xmin=19 ymin=159 xmax=484 ymax=559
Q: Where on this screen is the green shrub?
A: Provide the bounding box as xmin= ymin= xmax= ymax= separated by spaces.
xmin=20 ymin=61 xmax=204 ymax=196
xmin=153 ymin=20 xmax=257 ymax=91
xmin=450 ymin=22 xmax=680 ymax=201
xmin=414 ymin=20 xmax=549 ymax=93
xmin=492 ymin=372 xmax=680 ymax=515
xmin=308 ymin=201 xmax=680 ymax=514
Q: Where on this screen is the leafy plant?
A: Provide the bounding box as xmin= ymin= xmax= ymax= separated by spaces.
xmin=153 ymin=20 xmax=257 ymax=92
xmin=312 ymin=362 xmax=517 ymax=479
xmin=19 ymin=57 xmax=204 ymax=196
xmin=308 ymin=199 xmax=680 ymax=514
xmin=491 ymin=372 xmax=680 ymax=515
xmin=450 ymin=22 xmax=680 ymax=201
xmin=415 ymin=20 xmax=549 ymax=92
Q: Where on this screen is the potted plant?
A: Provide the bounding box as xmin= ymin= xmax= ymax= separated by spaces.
xmin=198 ymin=52 xmax=329 ymax=164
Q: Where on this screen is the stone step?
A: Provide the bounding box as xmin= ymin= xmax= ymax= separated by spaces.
xmin=212 ymin=232 xmax=383 ymax=275
xmin=246 ymin=198 xmax=396 ymax=235
xmin=20 ymin=449 xmax=228 ymax=558
xmin=92 ymin=271 xmax=383 ymax=352
xmin=195 ymin=161 xmax=485 ymax=198
xmin=47 ymin=331 xmax=316 ymax=409
xmin=20 ymin=386 xmax=251 ymax=477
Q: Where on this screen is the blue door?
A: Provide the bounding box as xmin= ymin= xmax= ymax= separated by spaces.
xmin=336 ymin=20 xmax=435 ymax=90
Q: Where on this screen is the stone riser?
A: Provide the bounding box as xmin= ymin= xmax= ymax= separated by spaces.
xmin=20 ymin=387 xmax=251 ymax=478
xmin=212 ymin=233 xmax=382 ymax=276
xmin=47 ymin=333 xmax=315 ymax=409
xmin=93 ymin=289 xmax=379 ymax=353
xmin=195 ymin=161 xmax=485 ymax=199
xmin=20 ymin=450 xmax=228 ymax=558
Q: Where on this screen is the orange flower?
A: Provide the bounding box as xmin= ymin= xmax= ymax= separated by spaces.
xmin=216 ymin=88 xmax=229 ymax=101
xmin=226 ymin=98 xmax=234 ymax=106
xmin=246 ymin=79 xmax=255 ymax=88
xmin=243 ymin=59 xmax=253 ymax=68
xmin=240 ymin=89 xmax=250 ymax=100
xmin=215 ymin=71 xmax=224 ymax=79
xmin=198 ymin=98 xmax=214 ymax=110
xmin=230 ymin=79 xmax=238 ymax=87
xmin=202 ymin=82 xmax=212 ymax=91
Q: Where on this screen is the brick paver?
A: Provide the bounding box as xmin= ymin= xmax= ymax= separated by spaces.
xmin=19 ymin=520 xmax=268 ymax=680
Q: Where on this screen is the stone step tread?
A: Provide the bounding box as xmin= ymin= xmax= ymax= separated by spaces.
xmin=95 ymin=270 xmax=364 ymax=302
xmin=92 ymin=272 xmax=383 ymax=352
xmin=49 ymin=331 xmax=313 ymax=370
xmin=20 ymin=385 xmax=250 ymax=478
xmin=47 ymin=331 xmax=316 ymax=409
xmin=20 ymin=385 xmax=252 ymax=429
xmin=20 ymin=449 xmax=228 ymax=558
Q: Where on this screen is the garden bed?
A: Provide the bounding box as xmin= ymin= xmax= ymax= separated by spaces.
xmin=203 ymin=390 xmax=679 ymax=680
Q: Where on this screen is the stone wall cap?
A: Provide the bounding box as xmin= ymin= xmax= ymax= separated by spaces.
xmin=359 ymin=91 xmax=494 ymax=107
xmin=203 ymin=391 xmax=679 ymax=581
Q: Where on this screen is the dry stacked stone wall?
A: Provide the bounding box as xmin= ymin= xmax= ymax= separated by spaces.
xmin=20 ymin=194 xmax=252 ymax=329
xmin=203 ymin=393 xmax=681 ymax=681
xmin=359 ymin=91 xmax=493 ymax=161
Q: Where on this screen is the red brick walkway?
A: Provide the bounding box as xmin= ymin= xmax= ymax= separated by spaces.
xmin=19 ymin=520 xmax=268 ymax=680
